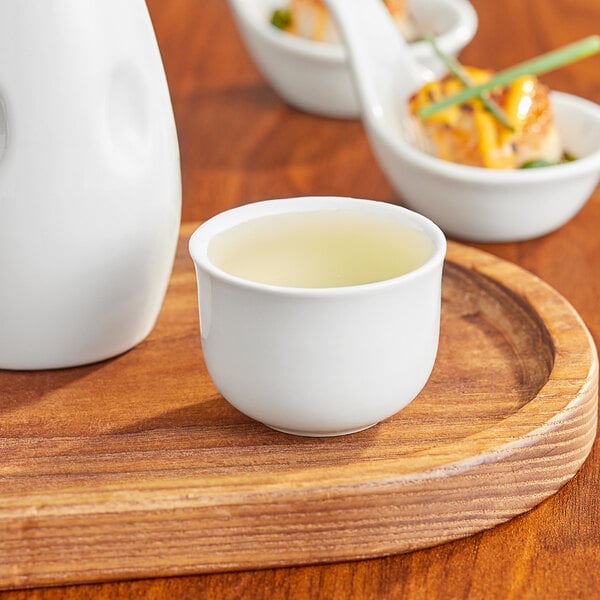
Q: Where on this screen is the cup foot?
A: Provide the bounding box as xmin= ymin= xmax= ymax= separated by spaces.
xmin=262 ymin=421 xmax=379 ymax=438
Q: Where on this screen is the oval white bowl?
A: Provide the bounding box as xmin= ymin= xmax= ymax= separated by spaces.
xmin=227 ymin=0 xmax=478 ymax=118
xmin=367 ymin=92 xmax=600 ymax=242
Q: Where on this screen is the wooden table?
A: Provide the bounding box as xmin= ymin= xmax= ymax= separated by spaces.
xmin=2 ymin=0 xmax=599 ymax=598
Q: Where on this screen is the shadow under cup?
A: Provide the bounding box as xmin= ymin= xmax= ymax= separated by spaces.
xmin=189 ymin=197 xmax=447 ymax=437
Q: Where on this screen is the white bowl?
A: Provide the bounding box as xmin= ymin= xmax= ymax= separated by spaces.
xmin=227 ymin=0 xmax=478 ymax=118
xmin=367 ymin=91 xmax=600 ymax=242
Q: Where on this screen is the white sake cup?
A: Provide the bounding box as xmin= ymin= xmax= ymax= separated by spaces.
xmin=189 ymin=197 xmax=446 ymax=437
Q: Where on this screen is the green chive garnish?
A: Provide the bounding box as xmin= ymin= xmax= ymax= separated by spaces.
xmin=520 ymin=159 xmax=555 ymax=169
xmin=519 ymin=152 xmax=578 ymax=168
xmin=418 ymin=35 xmax=600 ymax=120
xmin=423 ymin=33 xmax=514 ymax=130
xmin=271 ymin=8 xmax=292 ymax=30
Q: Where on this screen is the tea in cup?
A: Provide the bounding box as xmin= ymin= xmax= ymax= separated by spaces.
xmin=189 ymin=196 xmax=446 ymax=436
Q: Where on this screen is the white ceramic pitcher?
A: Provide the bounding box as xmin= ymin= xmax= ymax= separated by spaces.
xmin=0 ymin=1 xmax=181 ymax=369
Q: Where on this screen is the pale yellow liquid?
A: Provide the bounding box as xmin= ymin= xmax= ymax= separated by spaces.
xmin=209 ymin=210 xmax=434 ymax=288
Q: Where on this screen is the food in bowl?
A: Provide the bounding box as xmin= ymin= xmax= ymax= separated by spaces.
xmin=409 ymin=68 xmax=564 ymax=169
xmin=409 ymin=36 xmax=600 ymax=169
xmin=271 ymin=0 xmax=420 ymax=43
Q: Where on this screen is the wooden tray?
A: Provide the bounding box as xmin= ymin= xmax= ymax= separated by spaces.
xmin=1 ymin=223 xmax=597 ymax=590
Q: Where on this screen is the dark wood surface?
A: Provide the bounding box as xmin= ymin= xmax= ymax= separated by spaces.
xmin=3 ymin=0 xmax=600 ymax=598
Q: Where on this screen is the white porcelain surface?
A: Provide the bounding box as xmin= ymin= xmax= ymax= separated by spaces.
xmin=189 ymin=197 xmax=446 ymax=437
xmin=0 ymin=0 xmax=181 ymax=369
xmin=325 ymin=0 xmax=600 ymax=242
xmin=370 ymin=93 xmax=600 ymax=242
xmin=227 ymin=0 xmax=477 ymax=119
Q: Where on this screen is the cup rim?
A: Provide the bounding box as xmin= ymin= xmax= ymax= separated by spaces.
xmin=189 ymin=196 xmax=447 ymax=296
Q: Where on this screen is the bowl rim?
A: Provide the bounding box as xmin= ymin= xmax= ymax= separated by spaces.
xmin=229 ymin=0 xmax=478 ymax=64
xmin=370 ymin=91 xmax=600 ymax=185
xmin=189 ymin=196 xmax=447 ymax=297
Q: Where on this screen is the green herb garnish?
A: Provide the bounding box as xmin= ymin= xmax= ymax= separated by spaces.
xmin=271 ymin=8 xmax=292 ymax=30
xmin=520 ymin=159 xmax=555 ymax=169
xmin=520 ymin=152 xmax=578 ymax=169
xmin=423 ymin=33 xmax=514 ymax=131
xmin=418 ymin=35 xmax=600 ymax=120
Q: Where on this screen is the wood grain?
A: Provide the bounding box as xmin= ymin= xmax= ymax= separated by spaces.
xmin=0 ymin=226 xmax=596 ymax=591
xmin=2 ymin=0 xmax=600 ymax=598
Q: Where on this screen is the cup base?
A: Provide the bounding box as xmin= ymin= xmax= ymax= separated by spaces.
xmin=263 ymin=421 xmax=379 ymax=438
